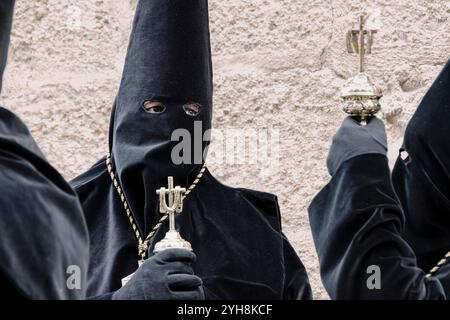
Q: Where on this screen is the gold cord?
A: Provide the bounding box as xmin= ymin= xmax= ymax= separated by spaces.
xmin=106 ymin=154 xmax=206 ymax=260
xmin=425 ymin=251 xmax=450 ymax=278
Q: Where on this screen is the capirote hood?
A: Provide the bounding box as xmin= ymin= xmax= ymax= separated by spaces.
xmin=109 ymin=0 xmax=213 ymax=233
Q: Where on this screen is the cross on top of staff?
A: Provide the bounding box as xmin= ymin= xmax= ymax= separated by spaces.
xmin=346 ymin=15 xmax=378 ymax=73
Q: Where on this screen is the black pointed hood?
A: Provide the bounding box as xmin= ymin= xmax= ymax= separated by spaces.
xmin=0 ymin=0 xmax=15 ymax=94
xmin=392 ymin=58 xmax=450 ymax=270
xmin=116 ymin=0 xmax=213 ymax=108
xmin=110 ymin=0 xmax=213 ymax=234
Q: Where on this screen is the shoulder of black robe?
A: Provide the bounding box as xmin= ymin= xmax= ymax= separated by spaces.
xmin=0 ymin=107 xmax=89 ymax=299
xmin=71 ymin=162 xmax=312 ymax=300
xmin=308 ymin=153 xmax=449 ymax=299
xmin=392 ymin=59 xmax=450 ymax=271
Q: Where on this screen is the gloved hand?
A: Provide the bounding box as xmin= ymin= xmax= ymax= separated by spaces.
xmin=327 ymin=116 xmax=387 ymax=176
xmin=112 ymin=249 xmax=204 ymax=300
xmin=0 ymin=0 xmax=15 ymax=94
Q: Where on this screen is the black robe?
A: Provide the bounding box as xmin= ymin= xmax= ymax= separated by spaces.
xmin=0 ymin=0 xmax=89 ymax=300
xmin=309 ymin=60 xmax=450 ymax=299
xmin=0 ymin=0 xmax=14 ymax=93
xmin=0 ymin=107 xmax=90 ymax=299
xmin=72 ymin=162 xmax=312 ymax=300
xmin=391 ymin=59 xmax=450 ymax=272
xmin=71 ymin=0 xmax=312 ymax=300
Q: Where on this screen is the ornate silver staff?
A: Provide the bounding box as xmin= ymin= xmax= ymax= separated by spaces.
xmin=153 ymin=177 xmax=193 ymax=253
xmin=341 ymin=15 xmax=382 ymax=125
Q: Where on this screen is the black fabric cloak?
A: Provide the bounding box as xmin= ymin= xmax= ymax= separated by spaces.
xmin=0 ymin=0 xmax=14 ymax=93
xmin=71 ymin=0 xmax=311 ymax=300
xmin=0 ymin=1 xmax=89 ymax=299
xmin=391 ymin=59 xmax=450 ymax=271
xmin=308 ymin=59 xmax=450 ymax=299
xmin=0 ymin=108 xmax=90 ymax=299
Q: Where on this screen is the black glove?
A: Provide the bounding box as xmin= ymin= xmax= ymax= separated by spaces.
xmin=0 ymin=0 xmax=15 ymax=94
xmin=327 ymin=116 xmax=387 ymax=176
xmin=112 ymin=249 xmax=204 ymax=300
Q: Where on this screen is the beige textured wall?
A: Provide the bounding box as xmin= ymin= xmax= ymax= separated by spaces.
xmin=1 ymin=0 xmax=449 ymax=299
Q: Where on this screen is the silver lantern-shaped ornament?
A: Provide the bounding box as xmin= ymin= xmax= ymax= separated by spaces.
xmin=341 ymin=15 xmax=382 ymax=125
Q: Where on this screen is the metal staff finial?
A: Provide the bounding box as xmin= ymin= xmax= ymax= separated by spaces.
xmin=153 ymin=177 xmax=192 ymax=254
xmin=341 ymin=14 xmax=382 ymax=125
xmin=358 ymin=15 xmax=365 ymax=73
xmin=346 ymin=14 xmax=377 ymax=73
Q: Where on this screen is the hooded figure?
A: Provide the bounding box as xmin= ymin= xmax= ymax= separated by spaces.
xmin=392 ymin=59 xmax=450 ymax=272
xmin=71 ymin=0 xmax=311 ymax=299
xmin=308 ymin=59 xmax=450 ymax=299
xmin=0 ymin=0 xmax=89 ymax=299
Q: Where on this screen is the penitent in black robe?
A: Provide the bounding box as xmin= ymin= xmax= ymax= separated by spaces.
xmin=0 ymin=0 xmax=89 ymax=300
xmin=0 ymin=108 xmax=90 ymax=300
xmin=308 ymin=59 xmax=450 ymax=299
xmin=72 ymin=164 xmax=311 ymax=300
xmin=71 ymin=0 xmax=311 ymax=300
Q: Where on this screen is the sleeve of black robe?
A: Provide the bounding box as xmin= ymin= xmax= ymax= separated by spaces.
xmin=308 ymin=153 xmax=449 ymax=300
xmin=282 ymin=234 xmax=313 ymax=300
xmin=0 ymin=0 xmax=88 ymax=300
xmin=0 ymin=107 xmax=89 ymax=299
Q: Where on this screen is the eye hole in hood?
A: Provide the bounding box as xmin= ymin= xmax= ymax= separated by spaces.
xmin=183 ymin=102 xmax=202 ymax=117
xmin=143 ymin=100 xmax=166 ymax=114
